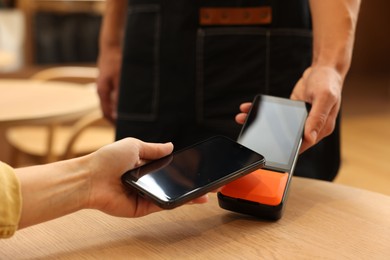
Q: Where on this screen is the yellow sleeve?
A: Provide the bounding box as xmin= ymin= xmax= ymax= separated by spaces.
xmin=0 ymin=161 xmax=22 ymax=238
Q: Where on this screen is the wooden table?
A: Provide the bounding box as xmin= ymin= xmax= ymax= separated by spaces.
xmin=0 ymin=79 xmax=99 ymax=126
xmin=1 ymin=177 xmax=389 ymax=259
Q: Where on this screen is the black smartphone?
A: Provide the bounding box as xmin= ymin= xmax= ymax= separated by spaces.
xmin=218 ymin=95 xmax=308 ymax=220
xmin=237 ymin=94 xmax=308 ymax=172
xmin=121 ymin=135 xmax=265 ymax=209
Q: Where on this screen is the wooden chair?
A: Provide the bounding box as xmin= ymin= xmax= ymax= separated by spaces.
xmin=5 ymin=66 xmax=115 ymax=166
xmin=30 ymin=66 xmax=99 ymax=82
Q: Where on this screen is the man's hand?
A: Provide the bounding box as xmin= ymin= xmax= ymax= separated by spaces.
xmin=290 ymin=66 xmax=343 ymax=152
xmin=96 ymin=46 xmax=122 ymax=122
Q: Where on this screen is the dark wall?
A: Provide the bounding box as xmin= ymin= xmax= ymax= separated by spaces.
xmin=34 ymin=12 xmax=101 ymax=64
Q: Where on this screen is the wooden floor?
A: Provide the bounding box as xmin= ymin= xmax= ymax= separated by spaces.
xmin=334 ymin=74 xmax=390 ymax=195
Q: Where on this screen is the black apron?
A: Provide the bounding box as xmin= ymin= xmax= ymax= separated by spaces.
xmin=117 ymin=0 xmax=340 ymax=181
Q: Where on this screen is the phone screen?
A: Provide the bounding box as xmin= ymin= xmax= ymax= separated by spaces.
xmin=238 ymin=95 xmax=308 ymax=172
xmin=121 ymin=135 xmax=265 ymax=209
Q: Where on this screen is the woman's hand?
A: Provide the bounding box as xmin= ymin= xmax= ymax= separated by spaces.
xmin=16 ymin=138 xmax=208 ymax=229
xmin=86 ymin=138 xmax=208 ymax=218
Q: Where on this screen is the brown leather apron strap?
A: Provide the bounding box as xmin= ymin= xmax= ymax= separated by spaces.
xmin=199 ymin=7 xmax=272 ymax=26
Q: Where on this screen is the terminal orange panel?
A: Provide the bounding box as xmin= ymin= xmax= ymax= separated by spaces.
xmin=221 ymin=169 xmax=288 ymax=206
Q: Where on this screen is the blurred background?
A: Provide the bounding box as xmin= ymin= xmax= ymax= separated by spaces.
xmin=0 ymin=0 xmax=389 ymax=194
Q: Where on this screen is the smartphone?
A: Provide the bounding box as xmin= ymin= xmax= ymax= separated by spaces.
xmin=218 ymin=95 xmax=308 ymax=220
xmin=121 ymin=135 xmax=265 ymax=209
xmin=238 ymin=94 xmax=308 ymax=172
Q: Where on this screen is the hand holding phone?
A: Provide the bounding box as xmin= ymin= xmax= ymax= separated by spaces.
xmin=121 ymin=135 xmax=265 ymax=209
